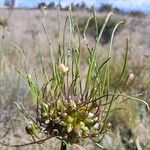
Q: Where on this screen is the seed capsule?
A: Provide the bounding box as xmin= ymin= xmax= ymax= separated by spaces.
xmin=126 ymin=73 xmax=135 ymax=85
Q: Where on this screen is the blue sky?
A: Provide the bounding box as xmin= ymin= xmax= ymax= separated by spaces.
xmin=0 ymin=0 xmax=150 ymax=13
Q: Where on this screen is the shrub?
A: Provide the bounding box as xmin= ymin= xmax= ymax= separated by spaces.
xmin=129 ymin=11 xmax=146 ymax=17
xmin=99 ymin=4 xmax=113 ymax=12
xmin=98 ymin=4 xmax=122 ymax=13
xmin=47 ymin=2 xmax=55 ymax=9
xmin=77 ymin=16 xmax=124 ymax=44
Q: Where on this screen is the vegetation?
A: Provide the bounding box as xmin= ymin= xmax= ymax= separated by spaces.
xmin=38 ymin=2 xmax=47 ymax=9
xmin=0 ymin=6 xmax=149 ymax=150
xmin=98 ymin=4 xmax=122 ymax=13
xmin=77 ymin=16 xmax=124 ymax=44
xmin=4 ymin=0 xmax=15 ymax=7
xmin=9 ymin=10 xmax=140 ymax=149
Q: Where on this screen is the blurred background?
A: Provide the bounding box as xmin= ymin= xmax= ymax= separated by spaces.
xmin=0 ymin=0 xmax=150 ymax=149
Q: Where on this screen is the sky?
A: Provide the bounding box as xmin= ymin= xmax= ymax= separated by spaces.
xmin=0 ymin=0 xmax=150 ymax=13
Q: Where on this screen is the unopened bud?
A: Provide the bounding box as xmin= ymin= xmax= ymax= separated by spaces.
xmin=42 ymin=112 xmax=48 ymax=118
xmin=93 ymin=123 xmax=100 ymax=129
xmin=73 ymin=122 xmax=85 ymax=135
xmin=68 ymin=99 xmax=76 ymax=110
xmin=73 ymin=125 xmax=82 ymax=137
xmin=61 ymin=112 xmax=68 ymax=118
xmin=88 ymin=112 xmax=94 ymax=118
xmin=66 ymin=116 xmax=74 ymax=123
xmin=25 ymin=122 xmax=35 ymax=135
xmin=27 ymin=73 xmax=32 ymax=79
xmin=67 ymin=124 xmax=73 ymax=133
xmin=59 ymin=64 xmax=69 ymax=74
xmin=79 ymin=121 xmax=85 ymax=129
xmin=59 ymin=121 xmax=67 ymax=126
xmin=73 ymin=122 xmax=86 ymax=137
xmin=45 ymin=119 xmax=50 ymax=124
xmin=77 ymin=108 xmax=87 ymax=118
xmin=57 ymin=99 xmax=64 ymax=110
xmin=85 ymin=118 xmax=94 ymax=125
xmin=126 ymin=73 xmax=135 ymax=85
xmin=82 ymin=127 xmax=90 ymax=136
xmin=63 ymin=134 xmax=68 ymax=140
xmin=43 ymin=103 xmax=49 ymax=108
xmin=93 ymin=117 xmax=98 ymax=122
xmin=107 ymin=122 xmax=112 ymax=130
xmin=55 ymin=117 xmax=60 ymax=122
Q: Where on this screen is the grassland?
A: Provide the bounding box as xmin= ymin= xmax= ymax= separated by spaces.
xmin=0 ymin=8 xmax=150 ymax=149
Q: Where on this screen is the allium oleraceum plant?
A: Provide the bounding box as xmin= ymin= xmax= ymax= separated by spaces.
xmin=3 ymin=9 xmax=149 ymax=150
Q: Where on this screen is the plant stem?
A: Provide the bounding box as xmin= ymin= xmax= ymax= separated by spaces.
xmin=60 ymin=141 xmax=67 ymax=150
